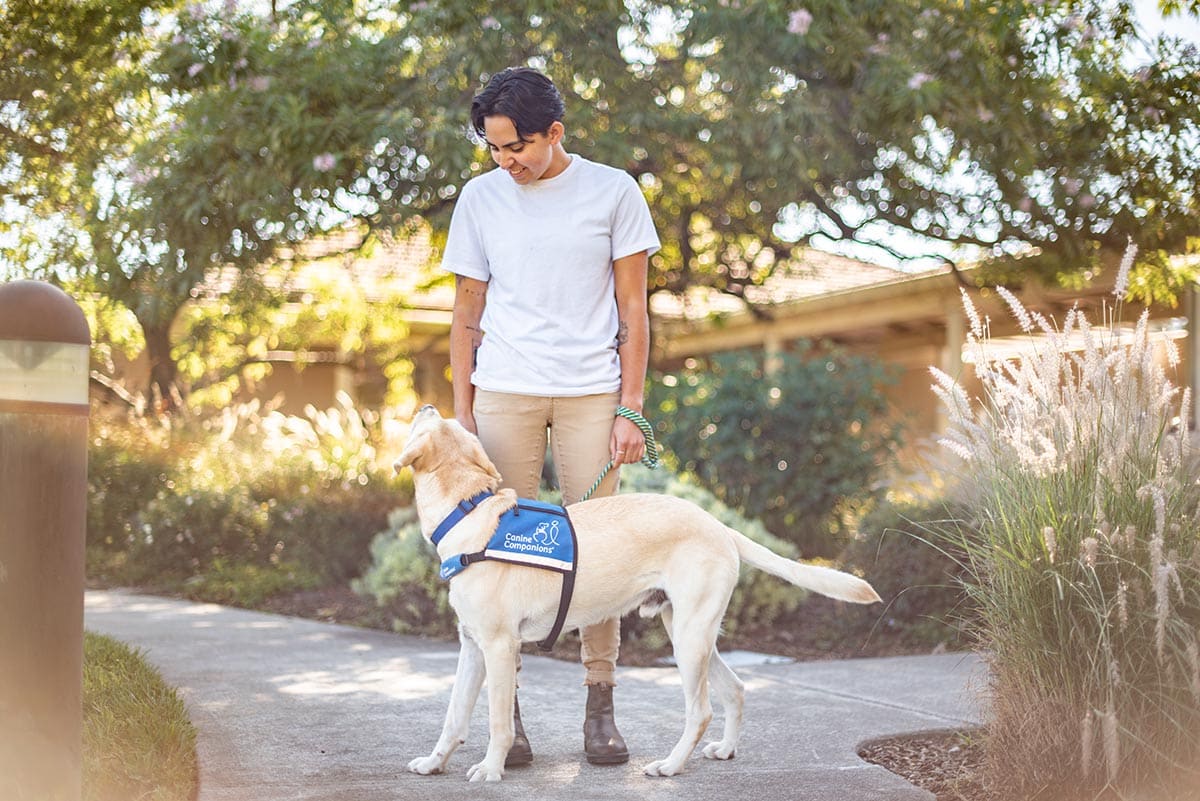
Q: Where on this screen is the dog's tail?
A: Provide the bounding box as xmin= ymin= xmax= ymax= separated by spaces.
xmin=729 ymin=529 xmax=881 ymax=604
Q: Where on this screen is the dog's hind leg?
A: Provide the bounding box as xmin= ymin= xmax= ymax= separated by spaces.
xmin=465 ymin=632 xmax=520 ymax=783
xmin=643 ymin=597 xmax=726 ymax=777
xmin=659 ymin=605 xmax=744 ymax=762
xmin=408 ymin=626 xmax=486 ymax=775
xmin=701 ymin=650 xmax=743 ymax=761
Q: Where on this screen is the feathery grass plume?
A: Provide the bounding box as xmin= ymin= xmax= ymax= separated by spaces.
xmin=960 ymin=287 xmax=984 ymax=339
xmin=995 ymin=286 xmax=1034 ymax=333
xmin=1188 ymin=639 xmax=1200 ymax=702
xmin=1103 ymin=705 xmax=1121 ymax=785
xmin=1080 ymin=537 xmax=1099 ymax=569
xmin=1081 ymin=710 xmax=1095 ymax=778
xmin=1113 ymin=239 xmax=1137 ymax=298
xmin=932 ymin=286 xmax=1200 ymax=795
xmin=1043 ymin=526 xmax=1058 ymax=564
xmin=1117 ymin=580 xmax=1128 ymax=629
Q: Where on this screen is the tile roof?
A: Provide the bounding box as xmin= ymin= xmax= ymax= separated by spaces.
xmin=650 ymin=249 xmax=949 ymax=322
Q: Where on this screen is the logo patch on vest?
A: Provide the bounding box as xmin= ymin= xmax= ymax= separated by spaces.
xmin=439 ymin=499 xmax=577 ymax=580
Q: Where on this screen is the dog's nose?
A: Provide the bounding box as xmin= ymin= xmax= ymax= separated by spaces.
xmin=419 ymin=404 xmax=436 ymax=412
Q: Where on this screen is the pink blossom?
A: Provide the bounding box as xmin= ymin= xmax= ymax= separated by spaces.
xmin=788 ymin=9 xmax=813 ymax=35
xmin=312 ymin=153 xmax=337 ymax=172
xmin=482 ymin=16 xmax=501 ymax=30
xmin=907 ymin=72 xmax=933 ymax=90
xmin=248 ymin=76 xmax=272 ymax=92
xmin=187 ymin=62 xmax=205 ymax=77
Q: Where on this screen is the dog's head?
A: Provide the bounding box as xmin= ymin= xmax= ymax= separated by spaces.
xmin=394 ymin=405 xmax=501 ymax=491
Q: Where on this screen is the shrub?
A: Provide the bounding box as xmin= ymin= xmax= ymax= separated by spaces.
xmin=836 ymin=495 xmax=975 ymax=651
xmin=648 ymin=344 xmax=903 ymax=556
xmin=933 ymin=278 xmax=1200 ymax=797
xmin=86 ymin=420 xmax=179 ymax=579
xmin=353 ymin=464 xmax=807 ymax=648
xmin=352 ymin=507 xmax=451 ymax=636
xmin=86 ymin=396 xmax=411 ymax=598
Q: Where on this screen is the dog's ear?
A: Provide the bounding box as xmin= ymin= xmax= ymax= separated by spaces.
xmin=394 ymin=427 xmax=431 ymax=472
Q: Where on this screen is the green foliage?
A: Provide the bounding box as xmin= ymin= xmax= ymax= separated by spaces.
xmin=354 ymin=463 xmax=807 ymax=648
xmin=934 ymin=284 xmax=1200 ymax=796
xmin=82 ymin=631 xmax=197 ymax=801
xmin=182 ymin=558 xmax=321 ymax=608
xmin=86 ymin=399 xmax=411 ymax=600
xmin=7 ymin=1 xmax=1200 ymax=408
xmin=648 ymin=344 xmax=902 ymax=555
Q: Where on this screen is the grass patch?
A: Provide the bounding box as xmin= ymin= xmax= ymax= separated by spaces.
xmin=83 ymin=631 xmax=198 ymax=801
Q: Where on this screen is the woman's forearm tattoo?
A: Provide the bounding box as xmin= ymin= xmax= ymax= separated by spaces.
xmin=616 ymin=319 xmax=630 ymax=346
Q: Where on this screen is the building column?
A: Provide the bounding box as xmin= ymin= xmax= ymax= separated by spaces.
xmin=937 ymin=301 xmax=966 ymax=435
xmin=764 ymin=333 xmax=783 ymax=376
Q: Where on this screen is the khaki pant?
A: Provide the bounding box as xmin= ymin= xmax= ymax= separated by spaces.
xmin=473 ymin=388 xmax=621 ymax=685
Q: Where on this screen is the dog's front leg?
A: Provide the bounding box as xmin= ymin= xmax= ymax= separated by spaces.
xmin=464 ymin=634 xmax=520 ymax=783
xmin=408 ymin=627 xmax=486 ymax=776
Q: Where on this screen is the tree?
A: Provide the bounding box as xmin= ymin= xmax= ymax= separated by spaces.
xmin=627 ymin=0 xmax=1200 ymax=302
xmin=4 ymin=0 xmax=1198 ymax=410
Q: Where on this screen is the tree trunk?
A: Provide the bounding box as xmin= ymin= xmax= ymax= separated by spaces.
xmin=141 ymin=321 xmax=182 ymax=414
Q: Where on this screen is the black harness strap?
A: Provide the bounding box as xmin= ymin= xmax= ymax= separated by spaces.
xmin=537 ymin=569 xmax=575 ymax=651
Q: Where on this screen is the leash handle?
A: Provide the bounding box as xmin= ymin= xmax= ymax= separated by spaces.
xmin=579 ymin=406 xmax=659 ymax=502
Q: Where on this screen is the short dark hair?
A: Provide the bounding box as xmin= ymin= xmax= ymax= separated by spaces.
xmin=470 ymin=67 xmax=565 ymax=141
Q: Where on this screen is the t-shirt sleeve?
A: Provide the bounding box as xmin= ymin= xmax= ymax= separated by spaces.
xmin=439 ymin=181 xmax=490 ymax=281
xmin=611 ymin=175 xmax=661 ymax=261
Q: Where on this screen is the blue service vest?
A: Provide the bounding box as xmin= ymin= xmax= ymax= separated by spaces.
xmin=430 ymin=492 xmax=577 ymax=650
xmin=439 ymin=498 xmax=576 ymax=579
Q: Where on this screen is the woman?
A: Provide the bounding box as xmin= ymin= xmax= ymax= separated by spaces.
xmin=440 ymin=66 xmax=660 ymax=767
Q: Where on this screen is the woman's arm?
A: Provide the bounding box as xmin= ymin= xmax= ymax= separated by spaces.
xmin=449 ymin=275 xmax=488 ymax=433
xmin=611 ymin=250 xmax=650 ymax=463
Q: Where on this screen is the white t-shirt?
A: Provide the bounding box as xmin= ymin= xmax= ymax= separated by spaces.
xmin=440 ymin=154 xmax=661 ymax=396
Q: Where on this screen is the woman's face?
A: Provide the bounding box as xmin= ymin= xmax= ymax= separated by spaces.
xmin=483 ymin=114 xmax=567 ymax=185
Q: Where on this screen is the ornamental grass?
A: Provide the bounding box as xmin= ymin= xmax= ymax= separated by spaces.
xmin=931 ymin=247 xmax=1200 ymax=798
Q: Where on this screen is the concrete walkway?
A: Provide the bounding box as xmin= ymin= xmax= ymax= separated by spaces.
xmin=84 ymin=589 xmax=988 ymax=801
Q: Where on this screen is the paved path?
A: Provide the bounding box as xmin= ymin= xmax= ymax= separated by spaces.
xmin=84 ymin=589 xmax=988 ymax=801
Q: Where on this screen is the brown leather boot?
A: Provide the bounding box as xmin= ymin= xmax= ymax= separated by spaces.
xmin=583 ymin=683 xmax=629 ymax=765
xmin=505 ymin=694 xmax=533 ymax=767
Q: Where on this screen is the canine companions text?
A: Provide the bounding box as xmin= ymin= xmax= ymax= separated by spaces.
xmin=395 ymin=405 xmax=881 ymax=782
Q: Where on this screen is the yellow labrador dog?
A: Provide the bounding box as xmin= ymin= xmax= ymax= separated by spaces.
xmin=396 ymin=405 xmax=880 ymax=782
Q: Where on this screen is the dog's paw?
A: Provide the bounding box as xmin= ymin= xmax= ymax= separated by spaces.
xmin=407 ymin=755 xmax=446 ymax=775
xmin=702 ymin=741 xmax=736 ymax=760
xmin=642 ymin=758 xmax=684 ymax=777
xmin=466 ymin=760 xmax=503 ymax=782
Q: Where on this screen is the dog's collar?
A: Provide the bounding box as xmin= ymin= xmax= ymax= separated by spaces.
xmin=430 ymin=490 xmax=494 ymax=546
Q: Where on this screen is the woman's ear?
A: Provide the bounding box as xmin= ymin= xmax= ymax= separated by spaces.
xmin=547 ymin=119 xmax=565 ymax=145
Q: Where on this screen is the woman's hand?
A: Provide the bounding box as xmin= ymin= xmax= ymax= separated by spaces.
xmin=610 ymin=415 xmax=645 ymax=465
